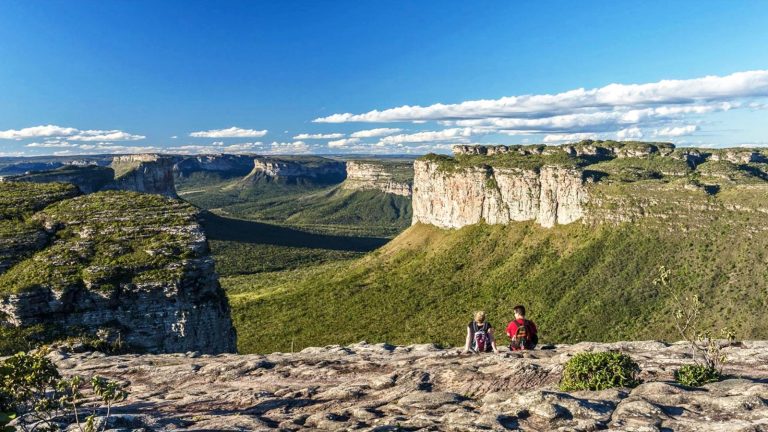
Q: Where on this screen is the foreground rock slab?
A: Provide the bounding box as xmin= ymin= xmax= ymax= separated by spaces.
xmin=47 ymin=341 xmax=768 ymax=431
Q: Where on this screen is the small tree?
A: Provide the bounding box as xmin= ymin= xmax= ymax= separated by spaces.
xmin=653 ymin=266 xmax=734 ymax=377
xmin=0 ymin=351 xmax=129 ymax=432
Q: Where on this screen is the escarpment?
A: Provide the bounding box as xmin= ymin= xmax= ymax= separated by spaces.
xmin=0 ymin=185 xmax=236 ymax=354
xmin=342 ymin=160 xmax=413 ymax=196
xmin=412 ymin=160 xmax=586 ymax=228
xmin=242 ymin=156 xmax=346 ymax=185
xmin=173 ymin=154 xmax=256 ymax=179
xmin=106 ymin=154 xmax=178 ymax=198
xmin=412 ymin=141 xmax=768 ymax=229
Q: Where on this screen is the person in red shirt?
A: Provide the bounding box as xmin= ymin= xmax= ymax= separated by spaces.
xmin=506 ymin=305 xmax=538 ymax=351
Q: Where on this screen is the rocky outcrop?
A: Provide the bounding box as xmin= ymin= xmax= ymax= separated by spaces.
xmin=0 ymin=189 xmax=236 ymax=354
xmin=412 ymin=160 xmax=587 ymax=228
xmin=106 ymin=154 xmax=178 ymax=198
xmin=31 ymin=340 xmax=768 ymax=431
xmin=173 ymin=154 xmax=256 ymax=179
xmin=341 ymin=161 xmax=412 ymax=196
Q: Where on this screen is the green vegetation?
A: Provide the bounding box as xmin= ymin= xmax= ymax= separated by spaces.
xmin=674 ymin=364 xmax=721 ymax=387
xmin=422 ymin=151 xmax=585 ymax=173
xmin=559 ymin=352 xmax=641 ymax=391
xmin=0 ymin=190 xmax=199 ymax=295
xmin=228 ymin=209 xmax=768 ymax=353
xmin=0 ymin=182 xmax=79 ymax=219
xmin=0 ymin=351 xmax=127 ymax=432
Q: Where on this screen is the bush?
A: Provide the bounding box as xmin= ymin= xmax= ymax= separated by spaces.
xmin=674 ymin=364 xmax=721 ymax=387
xmin=560 ymin=352 xmax=641 ymax=391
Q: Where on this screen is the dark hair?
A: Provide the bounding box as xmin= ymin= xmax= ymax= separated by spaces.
xmin=513 ymin=305 xmax=526 ymax=316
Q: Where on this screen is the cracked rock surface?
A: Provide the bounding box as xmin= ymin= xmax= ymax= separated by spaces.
xmin=44 ymin=340 xmax=768 ymax=431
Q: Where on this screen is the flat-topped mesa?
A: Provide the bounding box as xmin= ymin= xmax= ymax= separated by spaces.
xmin=412 ymin=158 xmax=587 ymax=228
xmin=341 ymin=161 xmax=413 ymax=196
xmin=173 ymin=154 xmax=256 ymax=179
xmin=416 ymin=141 xmax=768 ymax=230
xmin=0 ymin=188 xmax=237 ymax=354
xmin=244 ymin=156 xmax=346 ymax=184
xmin=106 ymin=154 xmax=178 ymax=198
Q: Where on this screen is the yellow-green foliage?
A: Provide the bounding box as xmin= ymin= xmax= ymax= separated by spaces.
xmin=227 ymin=213 xmax=768 ymax=353
xmin=0 ymin=191 xmax=198 ymax=295
xmin=560 ymin=352 xmax=641 ymax=391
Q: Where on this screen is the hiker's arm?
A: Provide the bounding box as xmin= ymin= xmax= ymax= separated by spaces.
xmin=488 ymin=328 xmax=500 ymax=353
xmin=463 ymin=327 xmax=471 ymax=352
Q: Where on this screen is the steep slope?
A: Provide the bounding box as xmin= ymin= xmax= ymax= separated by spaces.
xmin=0 ymin=186 xmax=236 ymax=354
xmin=107 ymin=154 xmax=178 ymax=198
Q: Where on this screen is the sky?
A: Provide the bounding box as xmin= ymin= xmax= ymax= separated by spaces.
xmin=1 ymin=0 xmax=767 ymax=157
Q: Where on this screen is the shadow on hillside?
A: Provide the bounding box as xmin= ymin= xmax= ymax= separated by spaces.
xmin=200 ymin=211 xmax=389 ymax=252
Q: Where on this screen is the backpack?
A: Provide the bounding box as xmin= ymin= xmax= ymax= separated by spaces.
xmin=471 ymin=322 xmax=492 ymax=353
xmin=513 ymin=320 xmax=537 ymax=350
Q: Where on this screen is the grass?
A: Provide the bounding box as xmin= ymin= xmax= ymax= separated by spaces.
xmin=227 ymin=211 xmax=768 ymax=353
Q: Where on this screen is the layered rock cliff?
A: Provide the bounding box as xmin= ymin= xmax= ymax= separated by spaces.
xmin=0 ymin=186 xmax=236 ymax=354
xmin=173 ymin=154 xmax=256 ymax=179
xmin=243 ymin=156 xmax=346 ymax=185
xmin=106 ymin=154 xmax=178 ymax=198
xmin=412 ymin=159 xmax=587 ymax=228
xmin=413 ymin=141 xmax=768 ymax=229
xmin=341 ymin=161 xmax=413 ymax=196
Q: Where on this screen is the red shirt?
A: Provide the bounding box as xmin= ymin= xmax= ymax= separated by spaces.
xmin=506 ymin=318 xmax=537 ymax=339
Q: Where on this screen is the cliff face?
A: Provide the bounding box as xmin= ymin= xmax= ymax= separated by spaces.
xmin=342 ymin=161 xmax=413 ymax=196
xmin=413 ymin=141 xmax=768 ymax=230
xmin=173 ymin=154 xmax=255 ymax=179
xmin=0 ymin=187 xmax=236 ymax=354
xmin=243 ymin=156 xmax=346 ymax=184
xmin=107 ymin=154 xmax=178 ymax=198
xmin=412 ymin=160 xmax=587 ymax=228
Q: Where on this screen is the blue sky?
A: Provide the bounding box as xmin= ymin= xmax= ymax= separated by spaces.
xmin=1 ymin=0 xmax=767 ymax=156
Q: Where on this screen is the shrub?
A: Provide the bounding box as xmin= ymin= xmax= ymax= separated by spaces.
xmin=560 ymin=351 xmax=641 ymax=391
xmin=674 ymin=364 xmax=721 ymax=387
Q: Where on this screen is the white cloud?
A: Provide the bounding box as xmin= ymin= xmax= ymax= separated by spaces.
xmin=314 ymin=70 xmax=768 ymax=123
xmin=68 ymin=130 xmax=146 ymax=141
xmin=543 ymin=133 xmax=599 ymax=143
xmin=268 ymin=141 xmax=312 ymax=154
xmin=654 ymin=125 xmax=699 ymax=137
xmin=328 ymin=137 xmax=361 ymax=148
xmin=349 ymin=128 xmax=403 ymax=138
xmin=170 ymin=135 xmax=178 ymax=139
xmin=377 ymin=128 xmax=474 ymax=145
xmin=0 ymin=125 xmax=78 ymax=140
xmin=616 ymin=127 xmax=644 ymax=140
xmin=293 ymin=133 xmax=345 ymax=139
xmin=164 ymin=142 xmax=264 ymax=154
xmin=26 ymin=139 xmax=78 ymax=148
xmin=190 ymin=127 xmax=268 ymax=138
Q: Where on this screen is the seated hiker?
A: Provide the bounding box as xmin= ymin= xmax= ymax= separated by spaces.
xmin=506 ymin=305 xmax=538 ymax=351
xmin=464 ymin=311 xmax=499 ymax=353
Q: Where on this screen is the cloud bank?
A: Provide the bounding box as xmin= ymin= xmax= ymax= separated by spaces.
xmin=190 ymin=127 xmax=268 ymax=138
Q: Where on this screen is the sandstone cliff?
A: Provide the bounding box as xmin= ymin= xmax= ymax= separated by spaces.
xmin=243 ymin=156 xmax=346 ymax=185
xmin=412 ymin=159 xmax=587 ymax=228
xmin=173 ymin=154 xmax=256 ymax=179
xmin=106 ymin=154 xmax=178 ymax=198
xmin=29 ymin=340 xmax=768 ymax=431
xmin=413 ymin=141 xmax=768 ymax=229
xmin=341 ymin=161 xmax=413 ymax=196
xmin=0 ymin=186 xmax=236 ymax=354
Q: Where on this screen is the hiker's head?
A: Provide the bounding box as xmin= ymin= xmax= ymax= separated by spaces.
xmin=474 ymin=311 xmax=486 ymax=324
xmin=513 ymin=305 xmax=526 ymax=319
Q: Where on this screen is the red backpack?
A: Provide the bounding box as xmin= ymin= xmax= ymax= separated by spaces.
xmin=512 ymin=319 xmax=537 ymax=350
